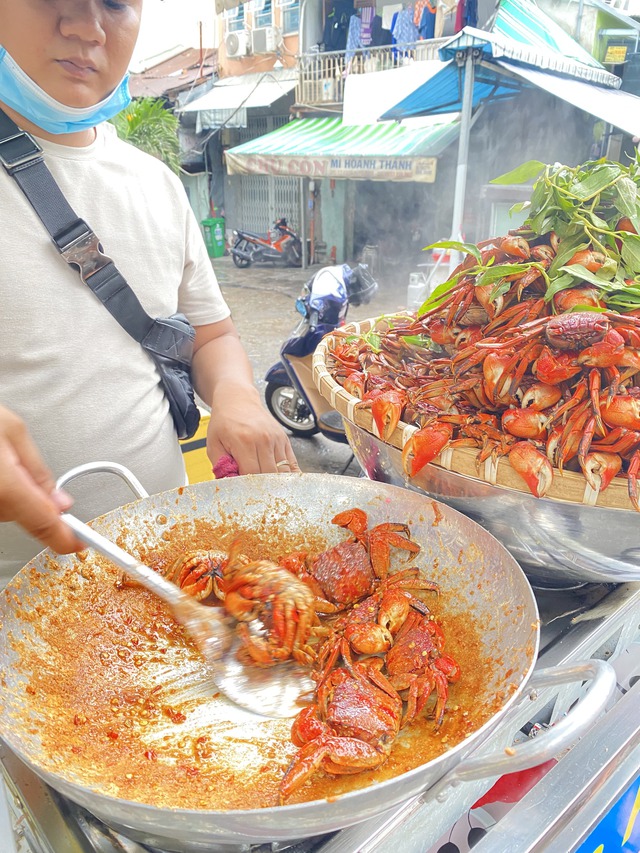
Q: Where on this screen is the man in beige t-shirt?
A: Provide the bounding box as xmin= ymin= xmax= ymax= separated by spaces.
xmin=0 ymin=0 xmax=299 ymax=584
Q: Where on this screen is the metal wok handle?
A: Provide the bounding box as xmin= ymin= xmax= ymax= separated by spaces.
xmin=56 ymin=461 xmax=149 ymax=499
xmin=430 ymin=658 xmax=616 ymax=799
xmin=345 ymin=660 xmax=617 ymax=853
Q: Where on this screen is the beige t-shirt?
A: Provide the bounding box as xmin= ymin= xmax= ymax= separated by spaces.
xmin=0 ymin=123 xmax=230 ymax=583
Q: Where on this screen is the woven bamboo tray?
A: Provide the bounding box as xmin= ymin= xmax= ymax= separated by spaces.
xmin=313 ymin=318 xmax=636 ymax=512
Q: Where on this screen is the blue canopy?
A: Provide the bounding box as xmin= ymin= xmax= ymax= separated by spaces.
xmin=378 ymin=12 xmax=631 ymax=264
xmin=380 ymin=59 xmax=523 ymax=120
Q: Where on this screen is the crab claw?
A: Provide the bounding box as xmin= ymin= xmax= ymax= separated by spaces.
xmin=342 ymin=370 xmax=366 ymax=399
xmin=508 ymin=441 xmax=553 ymax=498
xmin=365 ymin=388 xmax=407 ymax=440
xmin=578 ymin=329 xmax=626 ymax=369
xmin=520 ymin=382 xmax=562 ymax=411
xmin=332 ymin=507 xmax=369 ymax=538
xmin=344 ymin=623 xmax=394 ymax=655
xmin=600 ymin=394 xmax=640 ymax=431
xmin=581 ymin=452 xmax=622 ymax=493
xmin=435 ymin=654 xmax=461 ymax=683
xmin=566 ymin=249 xmax=607 ymax=273
xmin=377 ymin=588 xmax=412 ymax=635
xmin=502 ymin=408 xmax=548 ymax=441
xmin=534 ymin=347 xmax=581 ymax=385
xmin=483 ymin=351 xmax=516 ymax=404
xmin=402 ymin=422 xmax=453 ymax=478
xmin=500 ymin=235 xmax=530 ymax=260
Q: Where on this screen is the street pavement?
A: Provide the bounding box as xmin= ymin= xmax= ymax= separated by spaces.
xmin=210 ymin=254 xmax=413 ymax=477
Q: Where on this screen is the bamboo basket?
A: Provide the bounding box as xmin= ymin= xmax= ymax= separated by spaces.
xmin=313 ymin=318 xmax=636 ymax=512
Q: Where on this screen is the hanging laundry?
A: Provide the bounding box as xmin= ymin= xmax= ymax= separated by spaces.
xmin=419 ymin=0 xmax=437 ymax=39
xmin=323 ymin=0 xmax=354 ymax=51
xmin=389 ymin=10 xmax=399 ymax=60
xmin=392 ymin=6 xmax=419 ymax=47
xmin=455 ymin=0 xmax=465 ymax=33
xmin=371 ymin=15 xmax=391 ymax=46
xmin=345 ymin=14 xmax=362 ymax=65
xmin=464 ymin=0 xmax=477 ymax=28
xmin=435 ymin=0 xmax=458 ymax=39
xmin=413 ymin=0 xmax=429 ymax=26
xmin=360 ymin=6 xmax=375 ymax=46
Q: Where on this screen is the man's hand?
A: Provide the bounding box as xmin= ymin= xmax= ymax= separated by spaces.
xmin=206 ymin=389 xmax=300 ymax=474
xmin=191 ymin=319 xmax=301 ymax=474
xmin=0 ymin=406 xmax=84 ymax=554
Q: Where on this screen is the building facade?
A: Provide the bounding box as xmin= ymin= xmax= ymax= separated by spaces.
xmin=182 ymin=0 xmax=640 ymax=284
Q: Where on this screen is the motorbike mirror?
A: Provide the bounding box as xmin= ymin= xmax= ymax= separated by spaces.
xmin=295 ymin=297 xmax=308 ymax=317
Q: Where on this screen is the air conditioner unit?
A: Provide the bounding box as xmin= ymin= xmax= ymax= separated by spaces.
xmin=225 ymin=31 xmax=250 ymax=59
xmin=251 ymin=26 xmax=279 ymax=55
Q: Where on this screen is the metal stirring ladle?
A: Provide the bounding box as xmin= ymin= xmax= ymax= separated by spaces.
xmin=61 ymin=512 xmax=314 ymax=719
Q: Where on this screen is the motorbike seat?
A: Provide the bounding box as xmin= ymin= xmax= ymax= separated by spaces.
xmin=240 ymin=229 xmax=270 ymax=241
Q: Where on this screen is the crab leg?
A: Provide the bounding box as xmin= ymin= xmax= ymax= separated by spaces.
xmin=628 ymin=449 xmax=640 ymax=511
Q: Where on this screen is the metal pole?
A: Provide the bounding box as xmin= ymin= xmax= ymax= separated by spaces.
xmin=448 ymin=49 xmax=475 ymax=274
xmin=575 ymin=0 xmax=584 ymax=40
xmin=299 ymin=176 xmax=308 ymax=269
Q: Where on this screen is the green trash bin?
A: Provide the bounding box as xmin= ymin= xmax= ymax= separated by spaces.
xmin=201 ymin=217 xmax=226 ymax=259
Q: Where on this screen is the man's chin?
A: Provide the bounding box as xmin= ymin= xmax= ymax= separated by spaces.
xmin=48 ymin=77 xmax=107 ymax=110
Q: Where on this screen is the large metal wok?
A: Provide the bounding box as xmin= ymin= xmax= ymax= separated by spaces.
xmin=0 ymin=464 xmax=615 ymax=852
xmin=343 ymin=422 xmax=640 ymax=587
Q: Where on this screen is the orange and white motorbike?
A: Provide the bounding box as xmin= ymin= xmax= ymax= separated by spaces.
xmin=231 ymin=217 xmax=302 ymax=268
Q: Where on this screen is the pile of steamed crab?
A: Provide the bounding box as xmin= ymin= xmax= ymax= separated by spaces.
xmin=324 ymin=160 xmax=640 ymax=510
xmin=159 ymin=508 xmax=460 ymax=802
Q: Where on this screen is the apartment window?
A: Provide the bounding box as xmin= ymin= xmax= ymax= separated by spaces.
xmin=281 ymin=0 xmax=300 ymax=34
xmin=254 ymin=0 xmax=273 ymax=28
xmin=225 ymin=6 xmax=246 ymax=33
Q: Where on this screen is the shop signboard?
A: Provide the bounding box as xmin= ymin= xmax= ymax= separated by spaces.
xmin=225 ymin=152 xmax=438 ymax=183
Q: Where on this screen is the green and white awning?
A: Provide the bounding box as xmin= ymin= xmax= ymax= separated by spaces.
xmin=437 ymin=27 xmax=617 ymax=87
xmin=493 ymin=0 xmax=604 ymax=69
xmin=224 ymin=116 xmax=460 ymax=183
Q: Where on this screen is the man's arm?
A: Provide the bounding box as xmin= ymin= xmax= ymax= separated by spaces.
xmin=191 ymin=318 xmax=300 ymax=474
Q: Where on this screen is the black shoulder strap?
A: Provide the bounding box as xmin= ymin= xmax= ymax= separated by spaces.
xmin=0 ymin=107 xmax=192 ymax=363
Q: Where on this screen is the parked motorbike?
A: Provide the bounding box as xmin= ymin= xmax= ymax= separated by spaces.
xmin=231 ymin=217 xmax=302 ymax=268
xmin=265 ymin=263 xmax=378 ymax=439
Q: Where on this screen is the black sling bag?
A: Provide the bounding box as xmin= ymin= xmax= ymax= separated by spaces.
xmin=0 ymin=108 xmax=200 ymax=439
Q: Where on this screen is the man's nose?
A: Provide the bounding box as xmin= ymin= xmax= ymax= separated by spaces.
xmin=58 ymin=0 xmax=107 ymax=45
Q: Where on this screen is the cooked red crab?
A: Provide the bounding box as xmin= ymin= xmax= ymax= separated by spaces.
xmin=279 ymin=650 xmax=403 ymax=802
xmin=163 ymin=549 xmax=230 ymax=601
xmin=214 ymin=541 xmax=318 ymax=667
xmin=385 ymin=609 xmax=461 ymax=726
xmin=280 ymin=508 xmax=421 ymax=613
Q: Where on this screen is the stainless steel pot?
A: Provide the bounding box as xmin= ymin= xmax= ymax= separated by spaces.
xmin=345 ymin=421 xmax=640 ymax=587
xmin=0 ymin=464 xmax=616 ymax=851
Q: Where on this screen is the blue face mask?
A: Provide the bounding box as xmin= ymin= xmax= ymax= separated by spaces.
xmin=0 ymin=45 xmax=131 ymax=135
